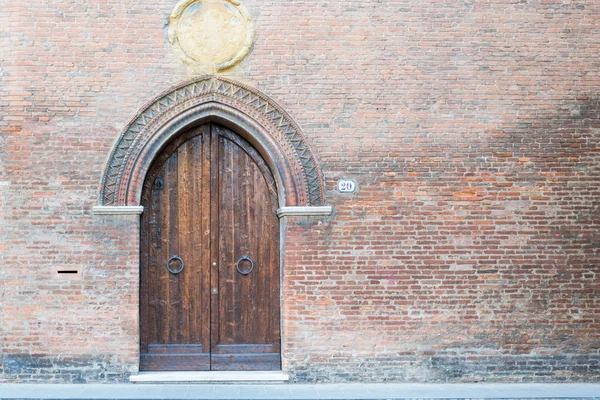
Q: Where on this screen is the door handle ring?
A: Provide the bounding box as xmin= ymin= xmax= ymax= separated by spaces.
xmin=236 ymin=255 xmax=255 ymax=275
xmin=166 ymin=255 xmax=185 ymax=274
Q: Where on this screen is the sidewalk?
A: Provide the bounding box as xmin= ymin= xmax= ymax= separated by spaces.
xmin=0 ymin=383 xmax=599 ymax=399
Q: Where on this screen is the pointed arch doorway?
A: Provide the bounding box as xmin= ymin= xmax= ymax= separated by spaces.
xmin=95 ymin=76 xmax=332 ymax=375
xmin=139 ymin=122 xmax=281 ymax=371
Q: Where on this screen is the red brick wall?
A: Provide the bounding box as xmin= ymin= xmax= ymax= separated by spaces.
xmin=1 ymin=0 xmax=599 ymax=382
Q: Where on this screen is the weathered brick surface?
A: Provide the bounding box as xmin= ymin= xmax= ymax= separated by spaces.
xmin=1 ymin=0 xmax=599 ymax=382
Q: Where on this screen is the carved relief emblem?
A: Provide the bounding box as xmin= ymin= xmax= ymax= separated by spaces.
xmin=168 ymin=0 xmax=255 ymax=71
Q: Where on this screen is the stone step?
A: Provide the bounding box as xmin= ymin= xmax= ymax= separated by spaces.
xmin=129 ymin=371 xmax=290 ymax=384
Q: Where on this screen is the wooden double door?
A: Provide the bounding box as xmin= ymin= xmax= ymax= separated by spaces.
xmin=139 ymin=123 xmax=281 ymax=371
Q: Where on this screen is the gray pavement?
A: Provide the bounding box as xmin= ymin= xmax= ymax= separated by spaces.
xmin=0 ymin=383 xmax=599 ymax=399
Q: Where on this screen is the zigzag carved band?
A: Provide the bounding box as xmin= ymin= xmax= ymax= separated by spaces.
xmin=100 ymin=76 xmax=325 ymax=207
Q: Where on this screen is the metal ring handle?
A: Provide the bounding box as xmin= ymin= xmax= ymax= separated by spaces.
xmin=236 ymin=256 xmax=255 ymax=275
xmin=166 ymin=255 xmax=184 ymax=274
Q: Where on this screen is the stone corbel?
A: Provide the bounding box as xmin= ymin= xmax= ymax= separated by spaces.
xmin=276 ymin=206 xmax=333 ymax=218
xmin=92 ymin=206 xmax=144 ymax=215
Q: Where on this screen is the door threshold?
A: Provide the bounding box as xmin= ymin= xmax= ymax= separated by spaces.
xmin=130 ymin=371 xmax=289 ymax=384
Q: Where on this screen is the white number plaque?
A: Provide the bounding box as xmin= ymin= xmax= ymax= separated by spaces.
xmin=337 ymin=179 xmax=357 ymax=193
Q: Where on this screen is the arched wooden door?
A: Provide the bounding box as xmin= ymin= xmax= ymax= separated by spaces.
xmin=139 ymin=123 xmax=281 ymax=371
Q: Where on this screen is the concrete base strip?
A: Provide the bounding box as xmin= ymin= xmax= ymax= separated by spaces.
xmin=0 ymin=383 xmax=599 ymax=399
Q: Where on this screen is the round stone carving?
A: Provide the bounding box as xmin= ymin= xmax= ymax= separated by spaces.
xmin=168 ymin=0 xmax=254 ymax=71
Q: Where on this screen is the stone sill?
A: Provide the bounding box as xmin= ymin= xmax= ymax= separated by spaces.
xmin=130 ymin=371 xmax=289 ymax=383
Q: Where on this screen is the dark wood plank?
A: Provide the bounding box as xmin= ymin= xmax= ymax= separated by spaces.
xmin=212 ymin=344 xmax=278 ymax=354
xmin=141 ymin=344 xmax=210 ymax=371
xmin=210 ymin=353 xmax=281 ymax=371
xmin=199 ymin=126 xmax=212 ymax=356
xmin=178 ymin=138 xmax=192 ymax=345
xmin=147 ymin=344 xmax=205 ymax=354
xmin=209 ymin=124 xmax=221 ymax=360
xmin=166 ymin=151 xmax=179 ymax=344
xmin=139 ymin=172 xmax=151 ymax=354
xmin=212 ymin=124 xmax=281 ymax=370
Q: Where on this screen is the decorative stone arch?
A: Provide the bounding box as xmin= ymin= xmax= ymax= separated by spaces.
xmin=97 ymin=76 xmax=328 ymax=212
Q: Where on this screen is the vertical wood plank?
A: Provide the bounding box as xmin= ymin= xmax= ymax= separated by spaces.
xmin=178 ymin=138 xmax=191 ymax=344
xmin=139 ymin=178 xmax=151 ymax=353
xmin=199 ymin=125 xmax=212 ymax=356
xmin=156 ymin=163 xmax=169 ymax=345
xmin=209 ymin=123 xmax=221 ymax=356
xmin=166 ymin=151 xmax=179 ymax=344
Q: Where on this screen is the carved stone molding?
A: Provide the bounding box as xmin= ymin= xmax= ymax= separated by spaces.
xmin=100 ymin=76 xmax=325 ymax=207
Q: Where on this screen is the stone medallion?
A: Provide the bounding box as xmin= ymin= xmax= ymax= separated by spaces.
xmin=168 ymin=0 xmax=254 ymax=71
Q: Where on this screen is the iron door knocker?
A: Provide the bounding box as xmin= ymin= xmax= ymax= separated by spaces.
xmin=236 ymin=255 xmax=255 ymax=275
xmin=166 ymin=255 xmax=184 ymax=274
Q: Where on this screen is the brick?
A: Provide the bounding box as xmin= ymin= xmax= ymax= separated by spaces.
xmin=1 ymin=0 xmax=599 ymax=384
